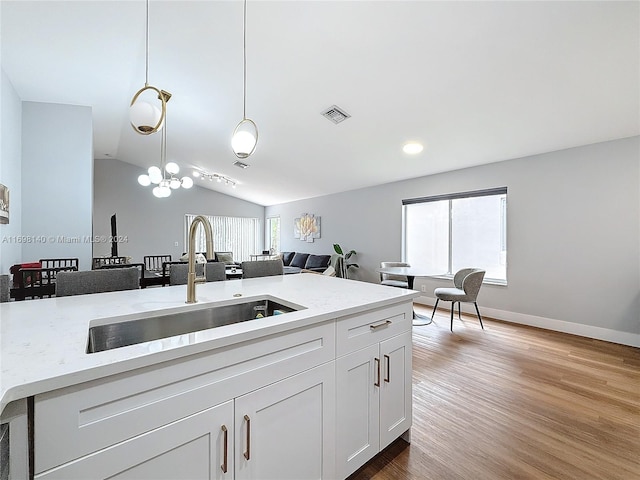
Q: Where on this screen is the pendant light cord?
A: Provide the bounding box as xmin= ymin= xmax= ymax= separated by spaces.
xmin=145 ymin=0 xmax=150 ymax=87
xmin=242 ymin=0 xmax=247 ymax=120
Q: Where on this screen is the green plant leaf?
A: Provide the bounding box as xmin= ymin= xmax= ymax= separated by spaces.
xmin=333 ymin=244 xmax=343 ymax=255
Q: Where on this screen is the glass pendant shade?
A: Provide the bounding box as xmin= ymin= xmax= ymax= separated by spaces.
xmin=232 ymin=119 xmax=258 ymax=158
xmin=138 ymin=174 xmax=151 ymax=186
xmin=165 ymin=162 xmax=179 ymax=175
xmin=148 ymin=166 xmax=163 ymax=184
xmin=169 ymin=178 xmax=181 ymax=189
xmin=130 ymin=100 xmax=163 ymax=134
xmin=181 ymin=176 xmax=194 ymax=189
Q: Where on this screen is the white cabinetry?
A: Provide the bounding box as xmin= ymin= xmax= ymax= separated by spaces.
xmin=30 ymin=301 xmax=413 ymax=480
xmin=235 ymin=363 xmax=335 ymax=480
xmin=35 ymin=400 xmax=234 ymax=480
xmin=34 ymin=321 xmax=335 ymax=480
xmin=335 ymin=304 xmax=413 ymax=479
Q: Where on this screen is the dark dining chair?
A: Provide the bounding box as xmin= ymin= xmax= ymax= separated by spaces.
xmin=92 ymin=256 xmax=127 ymax=270
xmin=144 ymin=255 xmax=172 ymax=272
xmin=432 ymin=268 xmax=486 ymax=331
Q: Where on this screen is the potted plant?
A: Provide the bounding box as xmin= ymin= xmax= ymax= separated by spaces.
xmin=333 ymin=243 xmax=359 ymax=279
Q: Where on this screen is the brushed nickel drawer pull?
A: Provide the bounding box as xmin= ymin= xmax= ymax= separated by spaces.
xmin=374 ymin=357 xmax=381 ymax=387
xmin=384 ymin=354 xmax=390 ymax=383
xmin=370 ymin=320 xmax=392 ymax=331
xmin=243 ymin=415 xmax=251 ymax=460
xmin=221 ymin=425 xmax=228 ymax=473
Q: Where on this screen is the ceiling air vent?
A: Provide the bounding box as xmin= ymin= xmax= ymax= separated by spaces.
xmin=321 ymin=105 xmax=351 ymax=124
xmin=233 ymin=160 xmax=250 ymax=169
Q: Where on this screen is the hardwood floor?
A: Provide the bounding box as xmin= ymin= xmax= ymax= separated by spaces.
xmin=348 ymin=304 xmax=640 ymax=480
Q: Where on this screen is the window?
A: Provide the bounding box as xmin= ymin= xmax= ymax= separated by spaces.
xmin=402 ymin=187 xmax=507 ymax=283
xmin=185 ymin=214 xmax=260 ymax=262
xmin=266 ymin=216 xmax=280 ymax=253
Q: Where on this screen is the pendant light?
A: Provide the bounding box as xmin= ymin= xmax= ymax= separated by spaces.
xmin=137 ymin=114 xmax=193 ymax=197
xmin=129 ymin=0 xmax=170 ymax=135
xmin=232 ymin=0 xmax=258 ymax=159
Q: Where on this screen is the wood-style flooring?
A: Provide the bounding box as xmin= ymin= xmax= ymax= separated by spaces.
xmin=348 ymin=304 xmax=640 ymax=480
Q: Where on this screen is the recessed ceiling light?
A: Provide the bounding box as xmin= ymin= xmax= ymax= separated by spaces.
xmin=403 ymin=142 xmax=424 ymax=154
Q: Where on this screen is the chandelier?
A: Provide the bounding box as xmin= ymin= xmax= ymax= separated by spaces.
xmin=137 ymin=115 xmax=193 ymax=197
xmin=231 ymin=0 xmax=258 ymax=159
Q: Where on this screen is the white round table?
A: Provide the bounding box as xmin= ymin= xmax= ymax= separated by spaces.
xmin=376 ymin=266 xmax=437 ymax=326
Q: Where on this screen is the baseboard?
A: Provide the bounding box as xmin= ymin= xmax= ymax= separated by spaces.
xmin=415 ymin=296 xmax=640 ymax=348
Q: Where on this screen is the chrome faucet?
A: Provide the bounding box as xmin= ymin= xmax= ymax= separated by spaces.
xmin=186 ymin=215 xmax=214 ymax=303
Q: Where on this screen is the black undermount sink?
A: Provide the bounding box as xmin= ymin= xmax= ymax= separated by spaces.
xmin=86 ymin=297 xmax=303 ymax=354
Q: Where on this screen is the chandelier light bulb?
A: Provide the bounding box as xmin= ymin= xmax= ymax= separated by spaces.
xmin=165 ymin=162 xmax=180 ymax=175
xmin=169 ymin=178 xmax=181 ymax=189
xmin=152 ymin=186 xmax=162 ymax=198
xmin=148 ymin=166 xmax=163 ymax=184
xmin=181 ymin=176 xmax=194 ymax=189
xmin=138 ymin=174 xmax=151 ymax=186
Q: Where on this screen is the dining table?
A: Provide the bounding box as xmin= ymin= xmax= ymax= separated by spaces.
xmin=376 ymin=266 xmax=439 ymax=325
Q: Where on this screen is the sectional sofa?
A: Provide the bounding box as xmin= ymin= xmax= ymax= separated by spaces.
xmin=280 ymin=252 xmax=331 ymax=274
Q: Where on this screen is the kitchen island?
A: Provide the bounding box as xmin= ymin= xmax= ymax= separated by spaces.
xmin=1 ymin=273 xmax=419 ymax=479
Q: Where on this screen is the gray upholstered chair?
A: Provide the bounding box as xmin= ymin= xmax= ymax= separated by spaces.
xmin=168 ymin=262 xmax=226 ymax=286
xmin=431 ymin=268 xmax=485 ymax=331
xmin=56 ymin=267 xmax=140 ymax=297
xmin=380 ymin=261 xmax=410 ymax=288
xmin=0 ymin=274 xmax=9 ymax=303
xmin=241 ymin=259 xmax=284 ymax=279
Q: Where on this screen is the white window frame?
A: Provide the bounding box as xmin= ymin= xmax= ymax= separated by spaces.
xmin=402 ymin=187 xmax=507 ymax=284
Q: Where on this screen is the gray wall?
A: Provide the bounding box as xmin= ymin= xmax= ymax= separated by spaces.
xmin=0 ymin=69 xmax=23 ymax=273
xmin=266 ymin=137 xmax=640 ymax=346
xmin=21 ymin=102 xmax=93 ymax=270
xmin=94 ymin=158 xmax=265 ymax=263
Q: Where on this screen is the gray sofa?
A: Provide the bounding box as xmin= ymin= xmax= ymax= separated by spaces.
xmin=280 ymin=252 xmax=331 ymax=274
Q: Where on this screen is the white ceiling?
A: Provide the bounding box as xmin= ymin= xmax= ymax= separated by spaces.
xmin=2 ymin=1 xmax=638 ymax=206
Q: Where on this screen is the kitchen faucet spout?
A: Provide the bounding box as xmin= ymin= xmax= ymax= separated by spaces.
xmin=186 ymin=215 xmax=214 ymax=303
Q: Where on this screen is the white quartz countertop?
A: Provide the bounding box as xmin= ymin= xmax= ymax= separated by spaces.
xmin=0 ymin=274 xmax=419 ymax=416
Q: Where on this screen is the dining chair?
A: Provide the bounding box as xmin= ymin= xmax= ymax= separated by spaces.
xmin=56 ymin=267 xmax=140 ymax=297
xmin=144 ymin=255 xmax=172 ymax=272
xmin=380 ymin=261 xmax=410 ymax=288
xmin=168 ymin=262 xmax=226 ymax=285
xmin=0 ymin=274 xmax=9 ymax=302
xmin=431 ymin=268 xmax=486 ymax=331
xmin=92 ymin=256 xmax=127 ymax=270
xmin=241 ymin=259 xmax=284 ymax=278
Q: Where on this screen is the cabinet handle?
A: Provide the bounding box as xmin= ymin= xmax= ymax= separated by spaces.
xmin=221 ymin=425 xmax=228 ymax=473
xmin=374 ymin=357 xmax=380 ymax=387
xmin=370 ymin=320 xmax=391 ymax=331
xmin=384 ymin=354 xmax=390 ymax=383
xmin=243 ymin=414 xmax=251 ymax=460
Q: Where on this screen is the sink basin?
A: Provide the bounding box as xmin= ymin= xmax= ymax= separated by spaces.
xmin=86 ymin=297 xmax=304 ymax=354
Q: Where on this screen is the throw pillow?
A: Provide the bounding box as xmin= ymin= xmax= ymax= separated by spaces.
xmin=216 ymin=252 xmax=234 ymax=265
xmin=290 ymin=253 xmax=310 ymax=269
xmin=281 ymin=252 xmax=295 ymax=266
xmin=305 ymin=254 xmax=330 ymax=269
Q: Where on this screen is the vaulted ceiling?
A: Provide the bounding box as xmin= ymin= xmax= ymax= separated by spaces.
xmin=2 ymin=1 xmax=638 ymax=206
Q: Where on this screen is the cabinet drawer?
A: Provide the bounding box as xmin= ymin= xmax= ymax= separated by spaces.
xmin=336 ymin=302 xmax=412 ymax=357
xmin=35 ymin=320 xmax=335 ymax=474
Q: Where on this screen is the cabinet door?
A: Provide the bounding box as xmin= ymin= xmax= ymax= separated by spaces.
xmin=379 ymin=330 xmax=412 ymax=449
xmin=336 ymin=343 xmax=380 ymax=479
xmin=235 ymin=362 xmax=335 ymax=480
xmin=35 ymin=401 xmax=234 ymax=480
